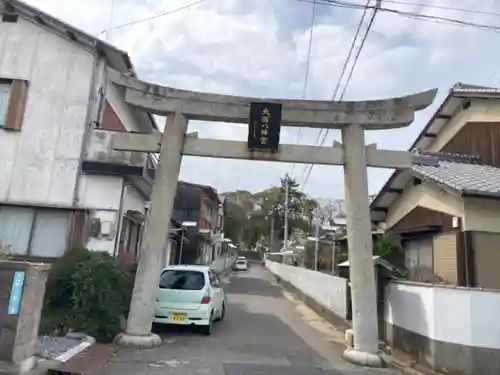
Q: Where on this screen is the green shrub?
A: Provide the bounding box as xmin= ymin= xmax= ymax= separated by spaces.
xmin=41 ymin=248 xmax=133 ymax=343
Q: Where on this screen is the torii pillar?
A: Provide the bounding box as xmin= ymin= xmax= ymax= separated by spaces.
xmin=107 ymin=68 xmax=437 ymax=367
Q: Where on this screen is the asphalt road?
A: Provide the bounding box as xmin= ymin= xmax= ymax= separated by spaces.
xmin=103 ymin=265 xmax=402 ymax=375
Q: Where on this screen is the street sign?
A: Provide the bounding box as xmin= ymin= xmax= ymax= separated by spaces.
xmin=248 ymin=102 xmax=282 ymax=152
xmin=8 ymin=271 xmax=25 ymax=315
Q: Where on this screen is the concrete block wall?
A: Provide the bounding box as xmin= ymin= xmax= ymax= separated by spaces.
xmin=265 ymin=260 xmax=348 ymax=321
xmin=385 ymin=280 xmax=500 ymax=375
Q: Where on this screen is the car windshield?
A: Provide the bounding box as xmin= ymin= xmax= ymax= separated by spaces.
xmin=236 ymin=260 xmax=246 ymax=265
xmin=159 ymin=270 xmax=205 ymax=290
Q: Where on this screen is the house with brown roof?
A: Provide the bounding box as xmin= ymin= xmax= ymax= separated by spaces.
xmin=370 ymin=83 xmax=500 ymax=289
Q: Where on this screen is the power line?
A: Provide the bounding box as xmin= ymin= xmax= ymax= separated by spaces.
xmin=299 ymin=0 xmax=500 ymax=190
xmin=300 ymin=0 xmax=500 ymax=18
xmin=309 ymin=0 xmax=500 ymax=33
xmin=99 ymin=0 xmax=208 ymax=35
xmin=299 ymin=0 xmax=370 ymax=186
xmin=102 ymin=0 xmax=116 ymax=41
xmin=300 ymin=0 xmax=374 ymax=190
xmin=379 ymin=0 xmax=500 ymax=18
xmin=291 ymin=0 xmax=318 ymax=178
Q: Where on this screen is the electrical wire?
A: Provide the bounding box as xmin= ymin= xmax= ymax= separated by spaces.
xmin=98 ymin=0 xmax=208 ymax=35
xmin=310 ymin=0 xmax=500 ymax=33
xmin=299 ymin=0 xmax=500 ymax=190
xmin=102 ymin=0 xmax=116 ymax=41
xmin=290 ymin=0 xmax=318 ymax=178
xmin=300 ymin=0 xmax=373 ymax=190
xmin=300 ymin=0 xmax=500 ymax=18
xmin=299 ymin=0 xmax=369 ymax=185
xmin=378 ymin=0 xmax=500 ymax=18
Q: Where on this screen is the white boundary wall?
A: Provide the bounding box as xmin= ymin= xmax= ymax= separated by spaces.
xmin=385 ymin=280 xmax=500 ymax=349
xmin=266 ymin=260 xmax=348 ymax=319
xmin=211 ymin=252 xmax=237 ymax=275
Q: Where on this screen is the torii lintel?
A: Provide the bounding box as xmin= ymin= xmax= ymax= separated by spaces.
xmin=107 ymin=68 xmax=437 ymax=130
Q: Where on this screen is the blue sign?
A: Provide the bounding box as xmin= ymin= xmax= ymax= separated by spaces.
xmin=8 ymin=271 xmax=25 ymax=315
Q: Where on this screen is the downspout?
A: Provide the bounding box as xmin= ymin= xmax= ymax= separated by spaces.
xmin=113 ymin=182 xmax=127 ymax=257
xmin=72 ymin=45 xmax=103 ymax=206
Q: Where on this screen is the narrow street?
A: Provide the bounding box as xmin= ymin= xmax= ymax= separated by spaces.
xmin=102 ymin=265 xmax=402 ymax=375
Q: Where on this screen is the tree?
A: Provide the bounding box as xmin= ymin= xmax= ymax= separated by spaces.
xmin=222 ymin=175 xmax=318 ymax=250
xmin=302 ymin=197 xmax=319 ymax=224
xmin=223 ymin=201 xmax=247 ymax=244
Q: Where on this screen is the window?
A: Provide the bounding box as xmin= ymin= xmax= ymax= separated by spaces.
xmin=0 ymin=206 xmax=71 ymax=257
xmin=0 ymin=78 xmax=29 ymax=131
xmin=159 ymin=270 xmax=205 ymax=290
xmin=0 ymin=82 xmax=10 ymax=125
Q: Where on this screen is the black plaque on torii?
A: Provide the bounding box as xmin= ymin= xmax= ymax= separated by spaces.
xmin=247 ymin=102 xmax=282 ymax=152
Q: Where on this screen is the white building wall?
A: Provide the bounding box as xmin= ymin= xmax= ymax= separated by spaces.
xmin=385 ymin=281 xmax=500 ymax=349
xmin=0 ymin=17 xmax=95 ymax=206
xmin=123 ymin=185 xmax=147 ymax=214
xmin=77 ymin=175 xmax=123 ymax=210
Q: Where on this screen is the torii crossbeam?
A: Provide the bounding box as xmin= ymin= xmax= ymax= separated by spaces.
xmin=108 ymin=68 xmax=437 ymax=368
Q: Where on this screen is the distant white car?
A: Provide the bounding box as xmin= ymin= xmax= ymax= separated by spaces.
xmin=234 ymin=259 xmax=248 ymax=271
xmin=153 ymin=265 xmax=226 ymax=335
xmin=237 ymin=256 xmax=246 ymax=260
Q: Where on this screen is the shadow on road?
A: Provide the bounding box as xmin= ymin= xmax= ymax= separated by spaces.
xmin=226 ymin=274 xmax=283 ymax=297
xmin=150 ymin=303 xmax=329 ymax=369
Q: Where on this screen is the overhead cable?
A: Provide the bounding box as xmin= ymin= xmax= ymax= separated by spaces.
xmin=99 ymin=0 xmax=208 ymax=35
xmin=300 ymin=0 xmax=374 ymax=190
xmin=291 ymin=0 xmax=318 ymax=177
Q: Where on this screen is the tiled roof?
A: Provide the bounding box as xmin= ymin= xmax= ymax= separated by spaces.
xmin=412 ymin=152 xmax=500 ymax=195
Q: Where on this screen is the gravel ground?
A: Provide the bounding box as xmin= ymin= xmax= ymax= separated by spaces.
xmin=36 ymin=335 xmax=84 ymax=359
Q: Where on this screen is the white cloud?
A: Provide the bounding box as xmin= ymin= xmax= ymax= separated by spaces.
xmin=24 ymin=0 xmax=500 ymax=199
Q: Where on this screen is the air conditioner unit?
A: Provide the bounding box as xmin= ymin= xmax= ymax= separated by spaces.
xmin=452 ymin=217 xmax=462 ymax=229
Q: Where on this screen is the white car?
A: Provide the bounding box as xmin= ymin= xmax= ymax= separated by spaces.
xmin=153 ymin=265 xmax=226 ymax=335
xmin=234 ymin=259 xmax=248 ymax=271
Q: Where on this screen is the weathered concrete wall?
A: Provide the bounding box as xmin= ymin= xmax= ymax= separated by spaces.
xmin=0 ymin=261 xmax=50 ymax=374
xmin=210 ymin=253 xmax=236 ymax=276
xmin=0 ymin=17 xmax=94 ymax=207
xmin=84 ymin=129 xmax=146 ymax=167
xmin=385 ymin=280 xmax=500 ymax=375
xmin=265 ymin=260 xmax=348 ymax=320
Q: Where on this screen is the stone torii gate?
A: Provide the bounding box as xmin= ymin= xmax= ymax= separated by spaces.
xmin=108 ymin=68 xmax=437 ymax=367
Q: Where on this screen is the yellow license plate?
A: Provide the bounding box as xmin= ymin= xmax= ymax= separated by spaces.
xmin=170 ymin=313 xmax=187 ymax=321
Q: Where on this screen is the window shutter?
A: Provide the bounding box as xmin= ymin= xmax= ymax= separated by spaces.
xmin=4 ymin=79 xmax=29 ymax=131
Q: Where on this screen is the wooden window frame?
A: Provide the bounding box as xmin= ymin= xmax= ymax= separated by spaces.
xmin=0 ymin=78 xmax=29 ymax=131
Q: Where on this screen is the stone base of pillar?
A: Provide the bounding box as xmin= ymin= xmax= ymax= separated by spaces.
xmin=342 ymin=348 xmax=385 ymax=368
xmin=114 ymin=332 xmax=162 ymax=349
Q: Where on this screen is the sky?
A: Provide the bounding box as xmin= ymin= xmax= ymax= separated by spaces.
xmin=25 ymin=0 xmax=500 ymax=199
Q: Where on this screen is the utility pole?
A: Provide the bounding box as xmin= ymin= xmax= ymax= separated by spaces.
xmin=270 ymin=216 xmax=275 ymax=252
xmin=331 ymin=237 xmax=336 ymax=275
xmin=314 ymin=207 xmax=320 ymax=271
xmin=283 ymin=176 xmax=289 ymax=251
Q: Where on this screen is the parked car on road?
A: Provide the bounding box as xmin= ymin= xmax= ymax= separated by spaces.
xmin=153 ymin=265 xmax=226 ymax=335
xmin=234 ymin=259 xmax=248 ymax=271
